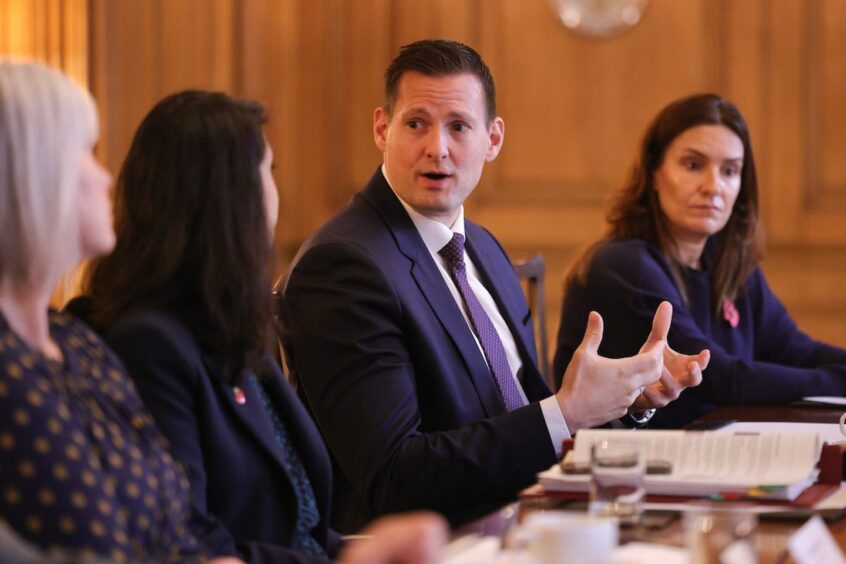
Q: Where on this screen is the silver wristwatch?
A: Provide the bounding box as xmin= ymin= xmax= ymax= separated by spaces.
xmin=627 ymin=408 xmax=656 ymax=427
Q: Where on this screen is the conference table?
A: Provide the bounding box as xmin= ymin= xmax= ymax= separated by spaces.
xmin=457 ymin=404 xmax=846 ymax=563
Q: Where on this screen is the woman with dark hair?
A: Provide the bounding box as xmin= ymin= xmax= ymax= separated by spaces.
xmin=71 ymin=90 xmax=445 ymax=564
xmin=553 ymin=93 xmax=846 ymax=428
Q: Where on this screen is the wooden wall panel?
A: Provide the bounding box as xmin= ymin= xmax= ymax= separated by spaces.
xmin=92 ymin=1 xmax=156 ymax=170
xmin=91 ymin=0 xmax=159 ymax=175
xmin=816 ymin=0 xmax=846 ymax=200
xmin=158 ymin=0 xmax=236 ymax=92
xmin=0 ymin=0 xmax=87 ymax=83
xmin=338 ymin=0 xmax=391 ymax=197
xmin=720 ymin=0 xmax=769 ymax=222
xmin=250 ymin=0 xmax=336 ymax=252
xmin=8 ymin=0 xmax=846 ymax=346
xmin=238 ymin=0 xmax=301 ymax=256
xmin=390 ymin=0 xmax=479 ymax=48
xmin=491 ymin=0 xmax=716 ymax=198
xmin=472 ymin=0 xmax=723 ymax=252
xmin=90 ymin=0 xmax=241 ymax=177
xmin=762 ymin=0 xmax=846 ymax=245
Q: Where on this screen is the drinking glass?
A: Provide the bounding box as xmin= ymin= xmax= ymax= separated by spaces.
xmin=589 ymin=439 xmax=645 ymax=525
xmin=685 ymin=503 xmax=757 ymax=564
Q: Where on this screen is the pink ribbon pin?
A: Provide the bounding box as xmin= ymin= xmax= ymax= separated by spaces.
xmin=722 ymin=299 xmax=739 ymax=328
xmin=232 ymin=386 xmax=247 ymax=405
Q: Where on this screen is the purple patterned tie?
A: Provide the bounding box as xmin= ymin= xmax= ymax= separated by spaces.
xmin=439 ymin=233 xmax=524 ymax=411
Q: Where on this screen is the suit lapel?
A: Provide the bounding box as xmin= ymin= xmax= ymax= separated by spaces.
xmin=361 ymin=170 xmax=506 ymax=416
xmin=212 ymin=358 xmax=337 ymax=526
xmin=209 ymin=359 xmax=292 ymax=475
xmin=463 ymin=227 xmax=531 ymax=356
xmin=259 ymin=363 xmax=333 ymax=512
xmin=409 ymin=250 xmax=506 ymax=416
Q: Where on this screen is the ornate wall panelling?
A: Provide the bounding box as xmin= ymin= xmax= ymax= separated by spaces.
xmin=763 ymin=0 xmax=846 ymax=243
xmin=755 ymin=0 xmax=846 ymax=345
xmin=0 ymin=0 xmax=88 ymax=82
xmin=6 ymin=0 xmax=846 ymax=345
xmin=90 ymin=0 xmax=238 ymax=185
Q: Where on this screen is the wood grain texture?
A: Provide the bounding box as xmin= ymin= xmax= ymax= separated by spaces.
xmin=4 ymin=0 xmax=846 ymax=348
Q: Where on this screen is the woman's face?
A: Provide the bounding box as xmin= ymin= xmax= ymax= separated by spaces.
xmin=653 ymin=124 xmax=744 ymax=248
xmin=260 ymin=139 xmax=279 ymax=236
xmin=77 ymin=147 xmax=115 ymax=259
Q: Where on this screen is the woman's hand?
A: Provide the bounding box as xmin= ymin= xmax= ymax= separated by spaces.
xmin=338 ymin=512 xmax=448 ymax=564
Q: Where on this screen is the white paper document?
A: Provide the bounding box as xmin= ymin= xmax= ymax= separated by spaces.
xmin=443 ymin=536 xmax=689 ymax=564
xmin=800 ymin=396 xmax=846 ymax=407
xmin=539 ymin=429 xmax=821 ymax=499
xmin=613 ymin=542 xmax=687 ymax=564
xmin=719 ymin=421 xmax=846 ymax=446
xmin=788 ymin=515 xmax=846 ymax=564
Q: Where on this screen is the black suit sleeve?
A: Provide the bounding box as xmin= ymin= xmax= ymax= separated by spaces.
xmin=107 ymin=318 xmax=332 ymax=564
xmin=283 ymin=241 xmax=557 ymax=521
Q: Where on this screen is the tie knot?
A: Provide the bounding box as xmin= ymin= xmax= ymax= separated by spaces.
xmin=439 ymin=233 xmax=466 ymax=267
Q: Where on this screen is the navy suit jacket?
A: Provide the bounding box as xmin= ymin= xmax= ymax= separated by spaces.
xmin=281 ymin=168 xmax=558 ymax=532
xmin=99 ymin=307 xmax=342 ymax=563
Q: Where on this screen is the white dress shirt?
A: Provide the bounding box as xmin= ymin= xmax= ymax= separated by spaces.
xmin=382 ymin=166 xmax=570 ymax=456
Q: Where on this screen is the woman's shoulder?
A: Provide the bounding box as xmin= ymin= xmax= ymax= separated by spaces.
xmin=107 ymin=308 xmax=196 ymax=349
xmin=737 ymin=265 xmax=773 ymax=306
xmin=102 ymin=308 xmax=210 ymax=382
xmin=589 ymin=239 xmax=670 ymax=279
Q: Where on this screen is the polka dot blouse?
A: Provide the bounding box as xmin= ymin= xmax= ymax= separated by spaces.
xmin=0 ymin=311 xmax=204 ymax=562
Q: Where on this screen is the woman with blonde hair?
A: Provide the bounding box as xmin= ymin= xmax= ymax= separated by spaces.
xmin=0 ymin=60 xmax=210 ymax=561
xmin=554 ymin=93 xmax=846 ymax=428
xmin=0 ymin=62 xmax=442 ymax=564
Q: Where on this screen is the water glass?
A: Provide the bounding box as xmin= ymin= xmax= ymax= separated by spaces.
xmin=589 ymin=439 xmax=645 ymax=524
xmin=685 ymin=503 xmax=757 ymax=564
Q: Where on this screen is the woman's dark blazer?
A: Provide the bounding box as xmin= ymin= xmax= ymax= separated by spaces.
xmin=82 ymin=304 xmax=342 ymax=563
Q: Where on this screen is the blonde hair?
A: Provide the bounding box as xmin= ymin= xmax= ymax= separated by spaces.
xmin=0 ymin=60 xmax=98 ymax=291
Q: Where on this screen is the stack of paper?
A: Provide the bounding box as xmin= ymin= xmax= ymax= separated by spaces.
xmin=539 ymin=429 xmax=821 ymax=501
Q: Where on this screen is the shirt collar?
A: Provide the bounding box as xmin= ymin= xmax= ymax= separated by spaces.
xmin=381 ymin=164 xmax=465 ymax=256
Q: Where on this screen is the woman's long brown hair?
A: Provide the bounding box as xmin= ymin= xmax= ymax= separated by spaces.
xmin=568 ymin=93 xmax=765 ymax=314
xmin=84 ymin=91 xmax=274 ymax=385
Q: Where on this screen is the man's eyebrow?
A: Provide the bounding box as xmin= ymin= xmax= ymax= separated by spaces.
xmin=398 ymin=107 xmax=473 ymax=121
xmin=399 ymin=106 xmax=432 ymax=117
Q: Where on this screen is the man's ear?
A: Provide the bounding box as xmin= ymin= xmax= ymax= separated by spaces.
xmin=374 ymin=107 xmax=389 ymax=152
xmin=485 ymin=116 xmax=505 ymax=162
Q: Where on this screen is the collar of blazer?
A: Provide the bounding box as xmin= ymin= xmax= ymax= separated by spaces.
xmin=358 ymin=167 xmax=550 ymax=410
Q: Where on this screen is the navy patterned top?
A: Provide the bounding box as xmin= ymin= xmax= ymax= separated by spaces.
xmin=250 ymin=374 xmax=326 ymax=558
xmin=0 ymin=311 xmax=202 ymax=562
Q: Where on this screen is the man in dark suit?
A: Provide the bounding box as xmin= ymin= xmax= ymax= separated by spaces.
xmin=281 ymin=39 xmax=708 ymax=533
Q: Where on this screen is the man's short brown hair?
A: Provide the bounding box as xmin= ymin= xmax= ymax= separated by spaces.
xmin=383 ymin=39 xmax=496 ymax=123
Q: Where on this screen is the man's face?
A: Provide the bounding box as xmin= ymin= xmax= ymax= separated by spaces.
xmin=374 ymin=71 xmax=504 ymax=226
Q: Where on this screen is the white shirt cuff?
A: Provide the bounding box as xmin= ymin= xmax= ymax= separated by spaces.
xmin=539 ymin=395 xmax=571 ymax=457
